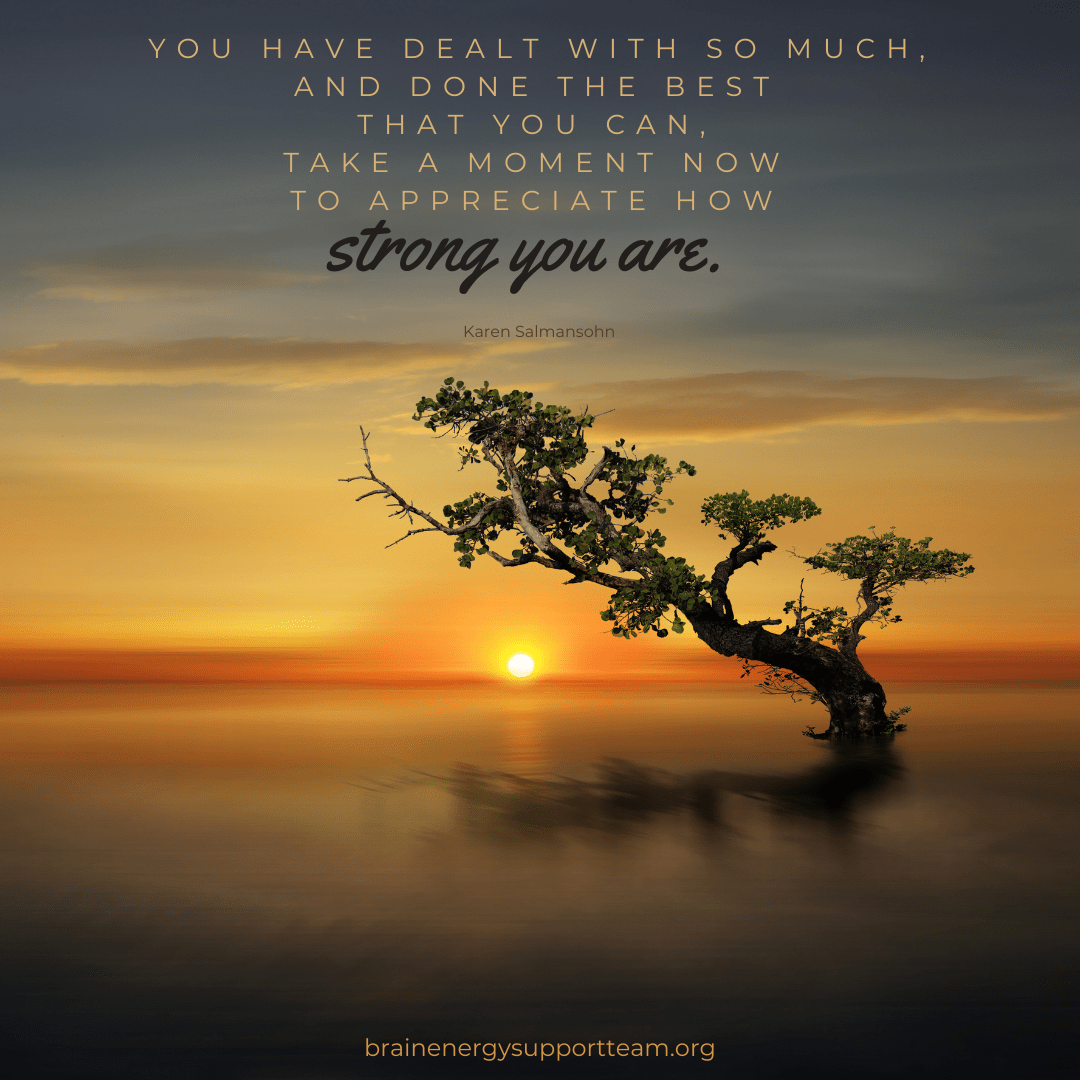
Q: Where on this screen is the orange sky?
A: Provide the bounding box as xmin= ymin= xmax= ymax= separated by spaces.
xmin=2 ymin=365 xmax=1077 ymax=685
xmin=3 ymin=7 xmax=1076 ymax=688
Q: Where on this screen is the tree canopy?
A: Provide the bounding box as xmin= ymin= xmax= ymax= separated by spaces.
xmin=343 ymin=379 xmax=974 ymax=739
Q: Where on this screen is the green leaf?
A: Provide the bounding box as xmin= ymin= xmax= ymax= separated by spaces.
xmin=701 ymin=490 xmax=821 ymax=544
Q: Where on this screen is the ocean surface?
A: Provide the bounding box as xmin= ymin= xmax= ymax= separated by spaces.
xmin=2 ymin=681 xmax=1077 ymax=1079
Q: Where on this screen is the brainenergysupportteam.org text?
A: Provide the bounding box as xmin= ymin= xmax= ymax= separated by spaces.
xmin=366 ymin=1038 xmax=715 ymax=1061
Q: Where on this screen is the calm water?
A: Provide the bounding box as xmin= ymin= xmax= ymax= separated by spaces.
xmin=1 ymin=682 xmax=1077 ymax=1079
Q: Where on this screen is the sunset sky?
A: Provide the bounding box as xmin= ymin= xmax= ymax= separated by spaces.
xmin=3 ymin=0 xmax=1076 ymax=683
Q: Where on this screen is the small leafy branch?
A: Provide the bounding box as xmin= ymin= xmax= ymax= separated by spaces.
xmin=740 ymin=656 xmax=823 ymax=705
xmin=795 ymin=528 xmax=973 ymax=659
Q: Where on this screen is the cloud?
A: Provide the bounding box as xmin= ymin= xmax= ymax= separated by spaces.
xmin=29 ymin=262 xmax=324 ymax=300
xmin=0 ymin=336 xmax=557 ymax=387
xmin=566 ymin=372 xmax=1080 ymax=441
xmin=24 ymin=230 xmax=329 ymax=300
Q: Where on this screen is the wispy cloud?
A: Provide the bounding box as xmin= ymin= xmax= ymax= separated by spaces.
xmin=0 ymin=336 xmax=556 ymax=386
xmin=567 ymin=372 xmax=1079 ymax=440
xmin=29 ymin=262 xmax=324 ymax=300
xmin=24 ymin=231 xmax=327 ymax=300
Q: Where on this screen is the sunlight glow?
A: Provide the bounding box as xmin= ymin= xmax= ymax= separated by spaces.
xmin=507 ymin=653 xmax=535 ymax=678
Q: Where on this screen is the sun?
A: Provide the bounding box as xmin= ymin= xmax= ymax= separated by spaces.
xmin=507 ymin=653 xmax=535 ymax=678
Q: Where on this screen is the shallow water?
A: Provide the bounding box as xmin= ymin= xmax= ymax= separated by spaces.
xmin=1 ymin=682 xmax=1077 ymax=1078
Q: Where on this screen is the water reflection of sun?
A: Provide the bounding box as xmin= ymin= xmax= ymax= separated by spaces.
xmin=507 ymin=653 xmax=535 ymax=678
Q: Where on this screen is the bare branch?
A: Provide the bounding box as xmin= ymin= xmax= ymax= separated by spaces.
xmin=461 ymin=500 xmax=502 ymax=530
xmin=733 ymin=539 xmax=779 ymax=571
xmin=386 ymin=526 xmax=444 ymax=549
xmin=360 ymin=425 xmax=375 ymax=470
xmin=342 ymin=428 xmax=505 ymax=541
xmin=582 ymin=446 xmax=613 ymax=491
xmin=584 ymin=569 xmax=642 ymax=589
xmin=486 ymin=550 xmax=563 ymax=571
xmin=502 ymin=446 xmax=571 ymax=564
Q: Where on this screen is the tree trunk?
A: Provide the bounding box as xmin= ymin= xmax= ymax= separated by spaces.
xmin=815 ymin=673 xmax=890 ymax=739
xmin=683 ymin=601 xmax=890 ymax=739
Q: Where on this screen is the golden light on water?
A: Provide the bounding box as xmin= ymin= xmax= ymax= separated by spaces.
xmin=507 ymin=653 xmax=535 ymax=678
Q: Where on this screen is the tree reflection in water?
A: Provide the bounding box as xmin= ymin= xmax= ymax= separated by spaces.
xmin=445 ymin=747 xmax=903 ymax=835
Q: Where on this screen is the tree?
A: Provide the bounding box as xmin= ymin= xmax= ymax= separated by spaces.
xmin=342 ymin=380 xmax=974 ymax=739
